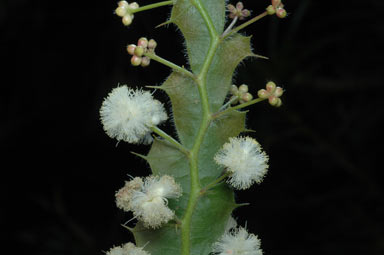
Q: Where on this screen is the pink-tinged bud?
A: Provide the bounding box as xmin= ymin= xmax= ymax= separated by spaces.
xmin=276 ymin=8 xmax=287 ymax=18
xmin=241 ymin=92 xmax=253 ymax=102
xmin=236 ymin=2 xmax=244 ymax=11
xmin=134 ymin=46 xmax=144 ymax=57
xmin=229 ymin=12 xmax=236 ymax=19
xmin=239 ymin=84 xmax=248 ymax=93
xmin=118 ymin=1 xmax=129 ymax=8
xmin=272 ymin=0 xmax=282 ymax=8
xmin=122 ymin=14 xmax=133 ymax=26
xmin=227 ymin=4 xmax=236 ymax=12
xmin=257 ymin=89 xmax=269 ymax=99
xmin=274 ymin=87 xmax=284 ymax=97
xmin=148 ymin=39 xmax=157 ymax=50
xmin=131 ymin=55 xmax=142 ymax=66
xmin=129 ymin=2 xmax=139 ymax=9
xmin=141 ymin=56 xmax=151 ymax=67
xmin=230 ymin=85 xmax=239 ymax=95
xmin=266 ymin=5 xmax=276 ymax=15
xmin=127 ymin=44 xmax=136 ymax=55
xmin=115 ymin=6 xmax=127 ymax=17
xmin=138 ymin=37 xmax=148 ymax=48
xmin=241 ymin=9 xmax=251 ymax=18
xmin=268 ymin=96 xmax=278 ymax=106
xmin=266 ymin=81 xmax=276 ymax=93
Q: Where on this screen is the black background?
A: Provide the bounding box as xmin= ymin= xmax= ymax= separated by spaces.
xmin=1 ymin=0 xmax=384 ymax=254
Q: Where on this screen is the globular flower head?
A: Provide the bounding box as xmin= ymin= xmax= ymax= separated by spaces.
xmin=115 ymin=175 xmax=182 ymax=228
xmin=214 ymin=136 xmax=269 ymax=190
xmin=100 ymin=86 xmax=168 ymax=144
xmin=106 ymin=242 xmax=150 ymax=255
xmin=212 ymin=226 xmax=263 ymax=255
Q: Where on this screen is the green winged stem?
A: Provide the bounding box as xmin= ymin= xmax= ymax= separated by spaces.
xmin=133 ymin=1 xmax=257 ymax=255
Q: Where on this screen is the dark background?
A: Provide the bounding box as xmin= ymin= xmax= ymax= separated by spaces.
xmin=1 ymin=0 xmax=383 ymax=254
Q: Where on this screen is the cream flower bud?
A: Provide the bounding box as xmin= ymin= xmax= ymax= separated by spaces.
xmin=138 ymin=37 xmax=148 ymax=48
xmin=148 ymin=39 xmax=157 ymax=50
xmin=266 ymin=5 xmax=276 ymax=15
xmin=122 ymin=14 xmax=133 ymax=26
xmin=238 ymin=84 xmax=248 ymax=93
xmin=212 ymin=226 xmax=262 ymax=255
xmin=127 ymin=44 xmax=136 ymax=55
xmin=214 ymin=136 xmax=269 ymax=190
xmin=257 ymin=89 xmax=269 ymax=99
xmin=118 ymin=1 xmax=129 ymax=8
xmin=266 ymin=81 xmax=276 ymax=93
xmin=100 ymin=86 xmax=168 ymax=144
xmin=276 ymin=7 xmax=287 ymax=18
xmin=129 ymin=2 xmax=139 ymax=9
xmin=240 ymin=92 xmax=253 ymax=103
xmin=134 ymin=46 xmax=144 ymax=57
xmin=131 ymin=55 xmax=142 ymax=66
xmin=141 ymin=56 xmax=151 ymax=67
xmin=115 ymin=6 xmax=128 ymax=17
xmin=106 ymin=242 xmax=151 ymax=255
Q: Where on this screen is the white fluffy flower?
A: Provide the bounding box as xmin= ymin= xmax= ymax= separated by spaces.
xmin=106 ymin=242 xmax=150 ymax=255
xmin=214 ymin=136 xmax=269 ymax=190
xmin=115 ymin=175 xmax=182 ymax=228
xmin=100 ymin=85 xmax=168 ymax=144
xmin=212 ymin=227 xmax=263 ymax=255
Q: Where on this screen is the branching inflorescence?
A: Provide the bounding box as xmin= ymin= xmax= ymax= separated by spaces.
xmin=102 ymin=1 xmax=287 ymax=255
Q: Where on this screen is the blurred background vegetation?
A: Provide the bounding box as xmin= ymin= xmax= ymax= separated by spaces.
xmin=1 ymin=0 xmax=383 ymax=254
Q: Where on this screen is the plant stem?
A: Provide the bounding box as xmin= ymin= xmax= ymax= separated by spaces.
xmin=222 ymin=16 xmax=238 ymax=37
xmin=219 ymin=96 xmax=238 ymax=111
xmin=144 ymin=52 xmax=195 ymax=80
xmin=221 ymin=11 xmax=268 ymax=40
xmin=180 ymin=1 xmax=221 ymax=255
xmin=151 ymin=126 xmax=190 ymax=156
xmin=130 ymin=0 xmax=173 ymax=14
xmin=213 ymin=97 xmax=267 ymax=119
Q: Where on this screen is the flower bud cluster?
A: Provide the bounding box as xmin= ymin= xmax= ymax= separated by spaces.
xmin=230 ymin=84 xmax=253 ymax=105
xmin=115 ymin=1 xmax=139 ymax=26
xmin=127 ymin=37 xmax=157 ymax=67
xmin=227 ymin=2 xmax=251 ymax=20
xmin=257 ymin=81 xmax=284 ymax=107
xmin=115 ymin=175 xmax=182 ymax=228
xmin=266 ymin=0 xmax=287 ymax=18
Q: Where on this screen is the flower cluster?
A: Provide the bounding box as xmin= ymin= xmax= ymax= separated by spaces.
xmin=212 ymin=223 xmax=262 ymax=255
xmin=127 ymin=37 xmax=157 ymax=67
xmin=266 ymin=0 xmax=287 ymax=18
xmin=106 ymin=242 xmax=150 ymax=255
xmin=115 ymin=1 xmax=139 ymax=26
xmin=100 ymin=86 xmax=167 ymax=144
xmin=214 ymin=136 xmax=269 ymax=190
xmin=116 ymin=175 xmax=182 ymax=228
xmin=227 ymin=2 xmax=251 ymax=20
xmin=230 ymin=84 xmax=253 ymax=105
xmin=257 ymin=81 xmax=284 ymax=107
